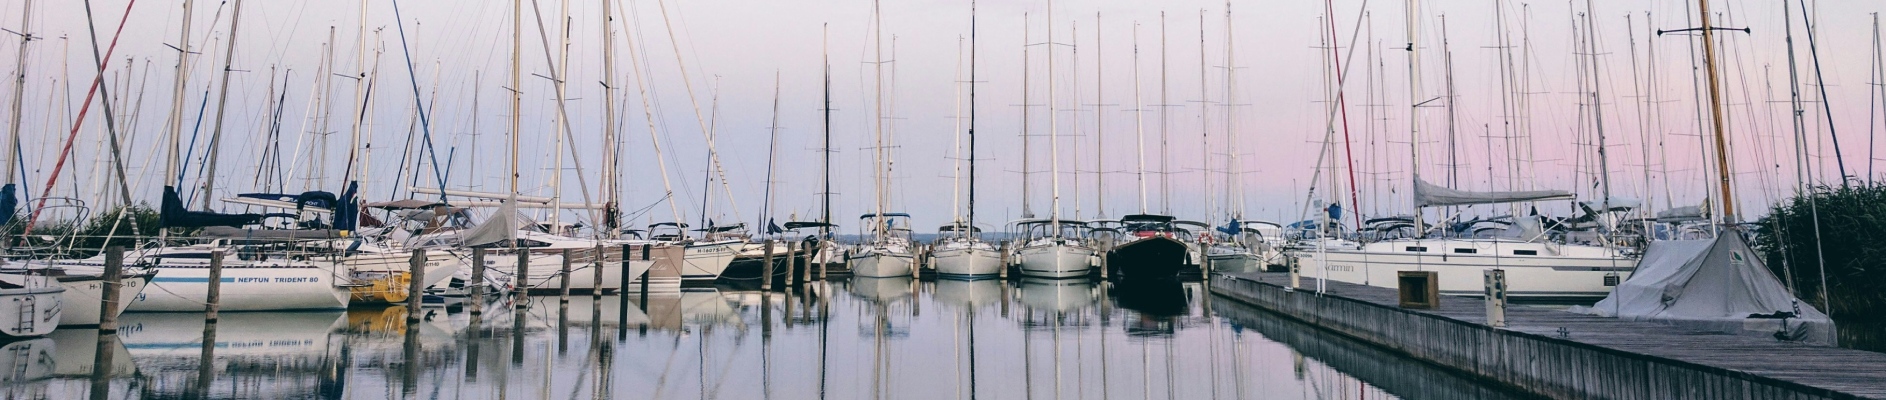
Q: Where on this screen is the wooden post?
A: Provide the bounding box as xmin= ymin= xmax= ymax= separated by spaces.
xmin=516 ymin=251 xmax=530 ymax=309
xmin=203 ymin=250 xmax=222 ymax=323
xmin=593 ymin=245 xmax=606 ymax=298
xmin=998 ymin=242 xmax=1011 ymax=280
xmin=790 ymin=240 xmax=805 ymax=288
xmin=408 ymin=249 xmax=425 ymax=322
xmin=470 ymin=248 xmax=487 ymax=315
xmin=762 ymin=240 xmax=777 ymax=291
xmin=637 ymin=244 xmax=651 ymax=295
xmin=817 ymin=240 xmax=829 ymax=281
xmin=1099 ymin=246 xmax=1110 ymax=281
xmin=559 ymin=248 xmax=573 ymax=303
xmin=100 ymin=246 xmax=126 ymax=331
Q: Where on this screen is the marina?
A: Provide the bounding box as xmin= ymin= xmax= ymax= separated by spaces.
xmin=0 ymin=0 xmax=1884 ymax=397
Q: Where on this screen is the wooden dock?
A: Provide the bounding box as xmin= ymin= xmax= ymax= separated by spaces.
xmin=1209 ymin=271 xmax=1886 ymax=400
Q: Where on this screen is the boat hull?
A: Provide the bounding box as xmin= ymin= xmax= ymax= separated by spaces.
xmin=1017 ymin=243 xmax=1095 ymax=279
xmin=131 ymin=265 xmax=351 ymax=312
xmin=53 ymin=273 xmax=151 ymax=326
xmin=0 ymin=285 xmax=63 ymax=338
xmin=933 ymin=246 xmax=1004 ymax=278
xmin=1291 ymin=239 xmax=1634 ymax=300
xmin=1107 ymin=236 xmax=1188 ymax=281
xmin=847 ymin=249 xmax=914 ymax=278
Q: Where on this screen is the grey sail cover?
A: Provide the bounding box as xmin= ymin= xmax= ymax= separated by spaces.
xmin=1571 ymin=233 xmax=1835 ymax=345
xmin=460 ymin=200 xmax=518 ymax=247
xmin=1412 ymin=178 xmax=1573 ymax=208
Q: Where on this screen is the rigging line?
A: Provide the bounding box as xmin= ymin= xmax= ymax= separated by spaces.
xmin=25 ymin=0 xmax=138 ymax=234
xmin=1794 ymin=0 xmax=1849 ymax=187
xmin=391 ymin=0 xmax=452 ymax=203
xmin=527 ymin=0 xmax=601 ymax=230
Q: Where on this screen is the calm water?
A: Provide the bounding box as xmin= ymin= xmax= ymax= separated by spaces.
xmin=2 ymin=277 xmax=1527 ymax=399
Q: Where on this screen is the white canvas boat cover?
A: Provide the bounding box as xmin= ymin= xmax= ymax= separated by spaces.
xmin=1655 ymin=205 xmax=1709 ymax=222
xmin=460 ymin=200 xmax=518 ymax=247
xmin=1413 ymin=178 xmax=1574 ymax=207
xmin=1571 ymin=233 xmax=1836 ymax=345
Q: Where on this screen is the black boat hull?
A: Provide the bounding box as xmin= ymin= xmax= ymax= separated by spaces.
xmin=1106 ymin=236 xmax=1188 ymax=281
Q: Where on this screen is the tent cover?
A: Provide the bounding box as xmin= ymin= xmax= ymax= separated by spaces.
xmin=459 ymin=200 xmax=518 ymax=247
xmin=1570 ymin=233 xmax=1836 ymax=345
xmin=1413 ymin=178 xmax=1574 ymax=208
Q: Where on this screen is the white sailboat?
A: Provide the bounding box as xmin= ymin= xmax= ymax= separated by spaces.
xmin=847 ymin=0 xmax=917 ymax=278
xmin=0 ymin=270 xmax=61 ymax=338
xmin=933 ymin=12 xmax=1004 ymax=279
xmin=1 ymin=261 xmax=151 ymax=326
xmin=1014 ymin=0 xmax=1098 ymax=279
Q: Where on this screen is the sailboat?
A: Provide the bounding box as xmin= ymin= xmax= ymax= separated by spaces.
xmin=1291 ymin=0 xmax=1635 ymax=300
xmin=1015 ymin=0 xmax=1099 ymax=279
xmin=1200 ymin=3 xmax=1264 ymax=274
xmin=934 ymin=8 xmax=1003 ymax=279
xmin=847 ymin=0 xmax=917 ymax=278
xmin=1104 ymin=19 xmax=1189 ymax=282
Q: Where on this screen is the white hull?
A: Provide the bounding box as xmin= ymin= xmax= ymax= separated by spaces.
xmin=54 ymin=275 xmax=150 ymax=326
xmin=480 ymin=251 xmax=651 ymax=292
xmin=342 ymin=251 xmax=463 ymax=288
xmin=1206 ymin=246 xmax=1263 ymax=274
xmin=932 ymin=246 xmax=1003 ymax=277
xmin=0 ymin=284 xmax=63 ymax=338
xmin=134 ymin=265 xmax=351 ymax=312
xmin=678 ymin=241 xmax=741 ymax=282
xmin=0 ymin=338 xmax=53 ymax=383
xmin=1292 ymin=239 xmax=1634 ymax=299
xmin=1016 ymin=242 xmax=1095 ymax=279
xmin=848 ymin=248 xmax=915 ymax=278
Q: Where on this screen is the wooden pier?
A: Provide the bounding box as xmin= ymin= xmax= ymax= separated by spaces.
xmin=1209 ymin=271 xmax=1886 ymax=400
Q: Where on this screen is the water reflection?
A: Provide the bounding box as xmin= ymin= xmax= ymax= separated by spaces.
xmin=1 ymin=279 xmax=1526 ymax=399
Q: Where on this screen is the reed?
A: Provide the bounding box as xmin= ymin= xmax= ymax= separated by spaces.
xmin=1753 ymin=183 xmax=1886 ymax=322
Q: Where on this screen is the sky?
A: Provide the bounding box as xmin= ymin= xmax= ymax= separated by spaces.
xmin=3 ymin=0 xmax=1885 ymax=233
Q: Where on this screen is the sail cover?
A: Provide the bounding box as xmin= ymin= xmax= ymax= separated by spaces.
xmin=1413 ymin=178 xmax=1573 ymax=207
xmin=0 ymin=183 xmax=15 ymax=226
xmin=459 ymin=199 xmax=518 ymax=247
xmin=1570 ymin=233 xmax=1836 ymax=345
xmin=161 ymin=186 xmax=264 ymax=228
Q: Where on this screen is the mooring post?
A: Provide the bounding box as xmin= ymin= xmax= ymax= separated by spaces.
xmin=593 ymin=245 xmax=606 ymax=298
xmin=100 ymin=246 xmax=126 ymax=331
xmin=817 ymin=239 xmax=829 ymax=281
xmin=559 ymin=248 xmax=573 ymax=303
xmin=1485 ymin=269 xmax=1508 ymax=328
xmin=1099 ymin=247 xmax=1110 ymax=280
xmin=1289 ymin=256 xmax=1301 ymax=289
xmin=408 ymin=249 xmax=426 ymax=323
xmin=203 ymin=250 xmax=223 ymax=323
xmin=638 ymin=244 xmax=651 ymax=306
xmin=790 ymin=239 xmax=805 ymax=288
xmin=470 ymin=248 xmax=487 ymax=315
xmin=998 ymin=242 xmax=1011 ymax=280
xmin=762 ymin=240 xmax=777 ymax=291
xmin=516 ymin=251 xmax=530 ymax=309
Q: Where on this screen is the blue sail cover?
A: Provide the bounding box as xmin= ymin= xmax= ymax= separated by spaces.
xmin=163 ymin=186 xmax=264 ymax=228
xmin=0 ymin=183 xmax=15 ymax=226
xmin=1216 ymin=219 xmax=1242 ymax=236
xmin=333 ymin=182 xmax=359 ymax=229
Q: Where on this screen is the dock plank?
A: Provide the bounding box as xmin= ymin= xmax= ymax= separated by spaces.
xmin=1212 ymin=271 xmax=1886 ymax=399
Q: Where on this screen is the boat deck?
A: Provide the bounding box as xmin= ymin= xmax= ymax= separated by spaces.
xmin=1212 ymin=271 xmax=1886 ymax=399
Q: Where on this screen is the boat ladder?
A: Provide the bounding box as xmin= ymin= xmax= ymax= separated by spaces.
xmin=14 ymin=295 xmax=35 ymax=333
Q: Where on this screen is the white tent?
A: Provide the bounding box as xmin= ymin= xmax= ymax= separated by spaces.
xmin=1571 ymin=233 xmax=1836 ymax=345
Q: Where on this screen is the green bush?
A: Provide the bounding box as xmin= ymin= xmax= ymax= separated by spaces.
xmin=4 ymin=204 xmax=164 ymax=258
xmin=1753 ymin=184 xmax=1886 ymax=322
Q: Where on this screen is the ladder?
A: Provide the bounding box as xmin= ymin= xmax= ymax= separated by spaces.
xmin=14 ymin=295 xmax=35 ymax=334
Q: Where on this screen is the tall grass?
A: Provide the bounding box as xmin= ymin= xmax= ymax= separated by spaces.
xmin=1752 ymin=184 xmax=1886 ymax=322
xmin=4 ymin=204 xmax=164 ymax=258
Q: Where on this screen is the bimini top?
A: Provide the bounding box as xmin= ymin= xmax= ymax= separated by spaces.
xmin=783 ymin=221 xmax=838 ymax=230
xmin=365 ymin=199 xmax=450 ymax=210
xmin=693 ymin=223 xmax=747 ymax=233
xmin=859 ymin=212 xmax=912 ymax=219
xmin=1008 ymin=218 xmax=1089 ymax=226
xmin=1119 ymin=214 xmax=1176 ymax=223
xmin=937 ymin=224 xmax=983 ymax=233
xmin=648 ymin=222 xmax=689 ymax=228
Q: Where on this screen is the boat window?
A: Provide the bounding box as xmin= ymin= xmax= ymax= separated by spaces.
xmin=1404 ymin=246 xmax=1428 ymax=252
xmin=160 ymin=253 xmax=215 ymax=259
xmin=1513 ymin=249 xmax=1538 ymax=256
xmin=1453 ymin=248 xmax=1477 ymax=254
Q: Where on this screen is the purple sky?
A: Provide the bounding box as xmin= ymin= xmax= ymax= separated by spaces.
xmin=4 ymin=0 xmax=1885 ymax=231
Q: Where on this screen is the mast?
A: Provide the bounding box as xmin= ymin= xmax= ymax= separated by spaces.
xmin=1160 ymin=13 xmax=1170 ymax=215
xmin=872 ymin=0 xmax=886 ymax=243
xmin=951 ymin=36 xmax=964 ymax=225
xmin=1225 ymin=2 xmax=1241 ymax=220
xmin=1020 ymin=12 xmax=1034 ymax=219
xmin=601 ymin=0 xmax=619 ymax=237
xmin=1198 ymin=9 xmax=1210 ymax=225
xmin=620 ymin=0 xmax=685 ymax=238
xmin=1048 ymin=0 xmax=1062 ymax=234
xmin=347 ymin=0 xmax=368 ymax=193
xmin=1133 ymin=22 xmax=1147 ymax=214
xmin=1697 ymin=0 xmax=1735 ymax=222
xmin=202 ymin=0 xmax=246 ymax=211
xmin=821 ymin=23 xmax=832 ymax=238
xmin=1093 ymin=12 xmax=1104 ymax=219
xmin=1405 ymin=0 xmax=1425 ymax=235
xmin=1580 ymin=1 xmax=1612 ymax=234
xmin=511 ymin=0 xmax=521 ymax=212
xmin=163 ymin=0 xmax=193 ymax=193
xmin=762 ymin=71 xmax=781 ymax=234
xmin=3 ymin=0 xmax=32 ymax=189
xmin=968 ymin=1 xmax=979 ymax=232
